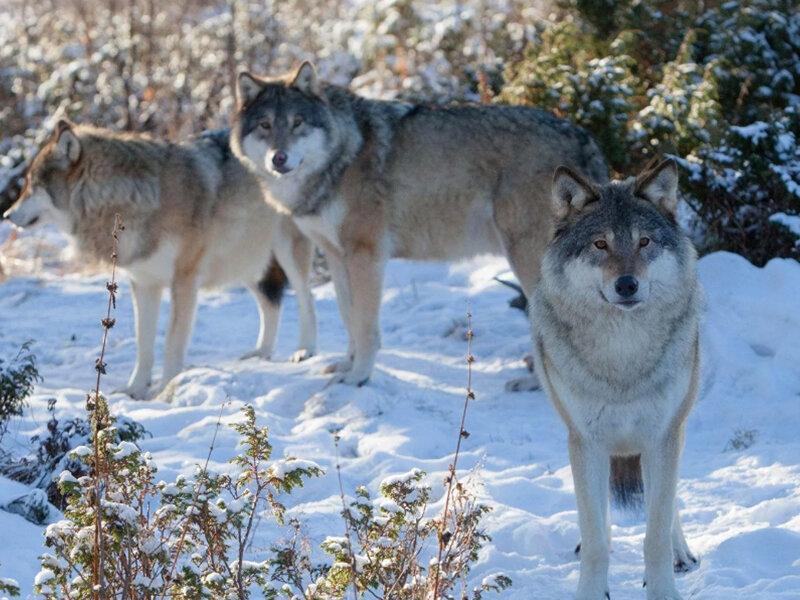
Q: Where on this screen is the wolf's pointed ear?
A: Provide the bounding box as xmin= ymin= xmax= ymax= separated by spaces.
xmin=635 ymin=158 xmax=679 ymax=215
xmin=290 ymin=61 xmax=321 ymax=96
xmin=52 ymin=120 xmax=81 ymax=164
xmin=552 ymin=166 xmax=596 ymax=220
xmin=237 ymin=71 xmax=263 ymax=108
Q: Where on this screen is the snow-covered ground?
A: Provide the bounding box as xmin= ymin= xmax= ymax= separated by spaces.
xmin=1 ymin=222 xmax=799 ymax=599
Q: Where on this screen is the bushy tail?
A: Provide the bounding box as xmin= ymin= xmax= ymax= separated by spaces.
xmin=257 ymin=256 xmax=288 ymax=306
xmin=610 ymin=455 xmax=644 ymax=510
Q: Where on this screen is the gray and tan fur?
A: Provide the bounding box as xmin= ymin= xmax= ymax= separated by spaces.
xmin=531 ymin=159 xmax=702 ymax=600
xmin=3 ymin=121 xmax=317 ymax=398
xmin=231 ymin=61 xmax=609 ymax=386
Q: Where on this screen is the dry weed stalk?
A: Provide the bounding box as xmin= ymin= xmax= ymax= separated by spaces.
xmin=87 ymin=213 xmax=124 ymax=600
xmin=431 ymin=305 xmax=475 ymax=600
xmin=333 ymin=431 xmax=360 ymax=600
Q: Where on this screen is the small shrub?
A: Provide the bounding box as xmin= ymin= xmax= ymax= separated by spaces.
xmin=0 ymin=566 xmax=20 ymax=598
xmin=35 ymin=403 xmax=322 ymax=600
xmin=0 ymin=341 xmax=41 ymax=441
xmin=263 ymin=470 xmax=511 ymax=600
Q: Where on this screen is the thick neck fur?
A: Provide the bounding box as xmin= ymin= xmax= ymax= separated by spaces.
xmin=536 ymin=243 xmax=701 ymax=399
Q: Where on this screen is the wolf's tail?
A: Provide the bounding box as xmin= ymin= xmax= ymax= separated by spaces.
xmin=610 ymin=455 xmax=644 ymax=510
xmin=257 ymin=256 xmax=288 ymax=306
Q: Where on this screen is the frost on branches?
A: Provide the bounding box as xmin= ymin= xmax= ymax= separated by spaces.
xmin=35 ymin=404 xmax=322 ymax=600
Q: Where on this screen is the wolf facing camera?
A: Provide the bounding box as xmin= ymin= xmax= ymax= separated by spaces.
xmin=231 ymin=61 xmax=609 ymax=387
xmin=531 ymin=159 xmax=702 ymax=600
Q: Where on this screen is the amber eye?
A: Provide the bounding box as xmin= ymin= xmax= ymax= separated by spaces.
xmin=259 ymin=120 xmax=271 ymax=131
xmin=594 ymin=240 xmax=608 ymax=250
xmin=639 ymin=237 xmax=650 ymax=247
xmin=292 ymin=115 xmax=304 ymax=128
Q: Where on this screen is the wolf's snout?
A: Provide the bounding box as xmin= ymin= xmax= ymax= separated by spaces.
xmin=272 ymin=151 xmax=287 ymax=168
xmin=615 ymin=276 xmax=639 ymax=298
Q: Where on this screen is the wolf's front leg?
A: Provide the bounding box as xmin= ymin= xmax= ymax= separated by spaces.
xmin=569 ymin=434 xmax=612 ymax=600
xmin=322 ymin=250 xmax=355 ymax=374
xmin=161 ymin=272 xmax=200 ymax=387
xmin=329 ymin=248 xmax=383 ymax=386
xmin=641 ymin=435 xmax=685 ymax=600
xmin=124 ymin=280 xmax=162 ymax=399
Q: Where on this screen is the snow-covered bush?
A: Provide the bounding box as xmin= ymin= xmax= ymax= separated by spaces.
xmin=35 ymin=403 xmax=322 ymax=600
xmin=502 ymin=0 xmax=800 ymax=264
xmin=265 ymin=469 xmax=511 ymax=600
xmin=0 ymin=342 xmax=40 ymax=442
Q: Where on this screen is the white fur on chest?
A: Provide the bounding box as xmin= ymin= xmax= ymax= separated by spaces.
xmin=540 ymin=337 xmax=692 ymax=453
xmin=293 ymin=200 xmax=346 ymax=255
xmin=122 ymin=238 xmax=179 ymax=284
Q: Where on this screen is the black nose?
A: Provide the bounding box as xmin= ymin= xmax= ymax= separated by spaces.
xmin=615 ymin=275 xmax=639 ymax=298
xmin=272 ymin=151 xmax=287 ymax=167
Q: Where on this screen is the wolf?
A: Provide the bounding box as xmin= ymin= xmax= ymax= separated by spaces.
xmin=530 ymin=159 xmax=702 ymax=599
xmin=230 ymin=61 xmax=609 ymax=386
xmin=3 ymin=121 xmax=317 ymax=399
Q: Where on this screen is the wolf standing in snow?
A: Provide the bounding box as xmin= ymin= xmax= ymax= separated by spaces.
xmin=3 ymin=121 xmax=317 ymax=399
xmin=531 ymin=159 xmax=702 ymax=599
xmin=231 ymin=61 xmax=609 ymax=386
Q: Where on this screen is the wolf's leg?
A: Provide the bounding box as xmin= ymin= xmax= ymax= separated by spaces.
xmin=501 ymin=234 xmax=547 ymax=392
xmin=161 ymin=272 xmax=200 ymax=386
xmin=569 ymin=434 xmax=612 ymax=600
xmin=125 ymin=280 xmax=162 ymax=399
xmin=322 ymin=249 xmax=356 ymax=374
xmin=241 ymin=262 xmax=283 ymax=360
xmin=641 ymin=436 xmax=684 ymax=600
xmin=272 ymin=221 xmax=317 ymax=362
xmin=671 ymin=501 xmax=698 ymax=573
xmin=328 ymin=247 xmax=383 ymax=386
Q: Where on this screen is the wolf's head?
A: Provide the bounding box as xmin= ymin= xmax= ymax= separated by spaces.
xmin=3 ymin=120 xmax=80 ymax=231
xmin=231 ymin=62 xmax=331 ymax=189
xmin=543 ymin=159 xmax=694 ymax=312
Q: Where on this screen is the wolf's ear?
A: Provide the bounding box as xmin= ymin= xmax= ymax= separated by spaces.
xmin=552 ymin=166 xmax=597 ymax=220
xmin=237 ymin=71 xmax=264 ymax=108
xmin=290 ymin=61 xmax=321 ymax=96
xmin=52 ymin=120 xmax=81 ymax=164
xmin=635 ymin=158 xmax=679 ymax=215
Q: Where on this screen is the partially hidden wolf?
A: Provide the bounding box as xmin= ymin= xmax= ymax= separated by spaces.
xmin=3 ymin=121 xmax=317 ymax=399
xmin=531 ymin=159 xmax=702 ymax=600
xmin=231 ymin=61 xmax=609 ymax=386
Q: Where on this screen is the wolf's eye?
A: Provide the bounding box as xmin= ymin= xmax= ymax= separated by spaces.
xmin=639 ymin=237 xmax=650 ymax=247
xmin=292 ymin=115 xmax=304 ymax=129
xmin=259 ymin=120 xmax=272 ymax=131
xmin=594 ymin=240 xmax=608 ymax=250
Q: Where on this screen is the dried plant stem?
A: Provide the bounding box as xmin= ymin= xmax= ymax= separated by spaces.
xmin=333 ymin=431 xmax=360 ymax=600
xmin=432 ymin=305 xmax=475 ymax=600
xmin=89 ymin=213 xmax=124 ymax=600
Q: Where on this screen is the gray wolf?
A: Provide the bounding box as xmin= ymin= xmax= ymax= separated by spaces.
xmin=531 ymin=159 xmax=702 ymax=599
xmin=230 ymin=61 xmax=609 ymax=386
xmin=3 ymin=121 xmax=317 ymax=399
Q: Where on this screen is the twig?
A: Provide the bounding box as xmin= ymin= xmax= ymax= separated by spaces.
xmin=432 ymin=303 xmax=475 ymax=600
xmin=88 ymin=213 xmax=124 ymax=600
xmin=157 ymin=400 xmax=229 ymax=599
xmin=333 ymin=430 xmax=360 ymax=600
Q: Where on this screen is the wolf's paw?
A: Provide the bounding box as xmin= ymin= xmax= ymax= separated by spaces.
xmin=325 ymin=370 xmax=370 ymax=388
xmin=673 ymin=550 xmax=699 ymax=574
xmin=239 ymin=348 xmax=271 ymax=361
xmin=290 ymin=348 xmax=315 ymax=363
xmin=505 ymin=374 xmax=541 ymax=392
xmin=115 ymin=379 xmax=150 ymax=400
xmin=322 ymin=357 xmax=353 ymax=374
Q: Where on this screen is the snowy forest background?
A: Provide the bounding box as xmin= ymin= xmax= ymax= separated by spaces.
xmin=1 ymin=1 xmax=800 ymax=599
xmin=1 ymin=0 xmax=799 ymax=267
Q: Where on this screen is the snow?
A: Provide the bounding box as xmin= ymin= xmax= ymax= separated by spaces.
xmin=1 ymin=221 xmax=800 ymax=599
